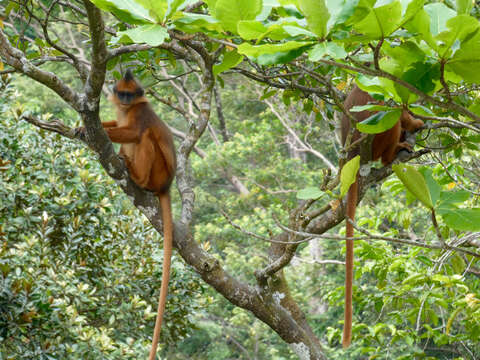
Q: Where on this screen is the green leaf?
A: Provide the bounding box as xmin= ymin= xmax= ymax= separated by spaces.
xmin=325 ymin=0 xmax=356 ymax=31
xmin=256 ymin=46 xmax=308 ymax=65
xmin=424 ymin=3 xmax=456 ymax=36
xmin=436 ymin=190 xmax=470 ymax=214
xmin=237 ymin=41 xmax=314 ymax=57
xmin=213 ymin=50 xmax=243 ymax=77
xmin=402 ymin=61 xmax=440 ymax=94
xmin=297 ymin=0 xmax=330 ymax=38
xmin=173 ymin=13 xmax=223 ymax=34
xmin=392 ymin=164 xmax=433 ymax=209
xmin=89 ymin=0 xmax=153 ymax=24
xmin=237 ymin=21 xmax=268 ymax=40
xmin=353 ymin=1 xmax=402 ymax=38
xmin=296 ymin=186 xmax=324 ymax=200
xmin=282 ymin=25 xmax=317 ymax=38
xmin=340 ymin=156 xmax=360 ymax=198
xmin=357 ymin=109 xmax=402 ymax=134
xmin=167 ymin=0 xmax=189 ymax=18
xmin=382 ymin=41 xmax=425 ymax=69
xmin=447 ymin=31 xmax=480 ymax=83
xmin=135 ymin=0 xmax=168 ymax=22
xmin=215 ymin=0 xmax=262 ymax=33
xmin=117 ymin=24 xmax=169 ymax=46
xmin=349 ymin=104 xmax=390 ymax=113
xmin=308 ymin=42 xmax=347 ymax=60
xmin=436 ymin=15 xmax=479 ymax=58
xmin=456 ymin=0 xmax=474 ymax=15
xmin=442 ymin=208 xmax=480 ymax=231
xmin=419 ymin=167 xmax=441 ymax=206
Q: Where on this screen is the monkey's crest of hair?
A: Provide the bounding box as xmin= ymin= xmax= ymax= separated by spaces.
xmin=123 ymin=69 xmax=134 ymax=81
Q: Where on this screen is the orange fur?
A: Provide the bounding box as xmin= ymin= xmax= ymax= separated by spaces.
xmin=101 ymin=70 xmax=176 ymax=359
xmin=340 ymin=86 xmax=423 ymax=348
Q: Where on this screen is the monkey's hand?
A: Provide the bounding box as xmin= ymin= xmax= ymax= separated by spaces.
xmin=74 ymin=127 xmax=87 ymax=141
xmin=397 ymin=141 xmax=413 ymax=152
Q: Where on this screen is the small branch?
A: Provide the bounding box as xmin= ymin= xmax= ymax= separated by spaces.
xmin=431 ymin=209 xmax=445 ymax=244
xmin=439 ymin=59 xmax=451 ymax=101
xmin=373 ymin=38 xmax=383 ymax=71
xmin=0 ymin=29 xmax=82 ymax=111
xmin=21 ymin=114 xmax=78 ymax=139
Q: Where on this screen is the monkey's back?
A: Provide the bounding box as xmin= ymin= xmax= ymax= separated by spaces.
xmin=129 ymin=102 xmax=177 ymax=193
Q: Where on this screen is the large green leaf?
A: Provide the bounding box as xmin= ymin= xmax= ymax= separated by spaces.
xmin=237 ymin=21 xmax=268 ymax=40
xmin=173 ymin=14 xmax=223 ymax=34
xmin=282 ymin=25 xmax=317 ymax=38
xmin=419 ymin=168 xmax=441 ymax=207
xmin=135 ymin=0 xmax=168 ymax=22
xmin=325 ymin=0 xmax=356 ymax=31
xmin=308 ymin=42 xmax=347 ymax=60
xmin=256 ymin=46 xmax=308 ymax=65
xmin=117 ymin=24 xmax=169 ymax=46
xmin=350 ymin=104 xmax=390 ymax=113
xmin=441 ymin=208 xmax=480 ymax=231
xmin=237 ymin=41 xmax=314 ymax=57
xmin=382 ymin=41 xmax=425 ymax=70
xmin=401 ymin=0 xmax=425 ymax=26
xmin=296 ymin=0 xmax=329 ymax=38
xmin=392 ymin=164 xmax=433 ymax=209
xmin=213 ymin=50 xmax=244 ymax=77
xmin=435 ymin=15 xmax=479 ymax=58
xmin=401 ymin=61 xmax=440 ymax=94
xmin=436 ymin=190 xmax=470 ymax=214
xmin=424 ymin=3 xmax=456 ymax=36
xmin=297 ymin=186 xmax=324 ymax=200
xmin=353 ymin=1 xmax=402 ymax=39
xmin=340 ymin=156 xmax=360 ymax=198
xmin=456 ymin=0 xmax=474 ymax=15
xmin=356 ymin=109 xmax=402 ymax=134
xmin=403 ymin=9 xmax=437 ymax=50
xmin=89 ymin=0 xmax=153 ymax=24
xmin=447 ymin=31 xmax=480 ymax=83
xmin=215 ymin=0 xmax=262 ymax=33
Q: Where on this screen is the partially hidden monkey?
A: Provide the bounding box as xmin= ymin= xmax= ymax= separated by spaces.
xmin=340 ymin=85 xmax=424 ymax=348
xmin=77 ymin=70 xmax=176 ymax=359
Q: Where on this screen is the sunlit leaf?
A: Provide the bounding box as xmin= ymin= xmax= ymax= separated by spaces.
xmin=117 ymin=24 xmax=169 ymax=46
xmin=296 ymin=186 xmax=324 ymax=200
xmin=392 ymin=164 xmax=433 ymax=209
xmin=296 ymin=0 xmax=329 ymax=38
xmin=340 ymin=156 xmax=360 ymax=198
xmin=357 ymin=109 xmax=402 ymax=134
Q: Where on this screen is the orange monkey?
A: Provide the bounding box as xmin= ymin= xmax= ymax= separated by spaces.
xmin=77 ymin=70 xmax=176 ymax=359
xmin=340 ymin=85 xmax=424 ymax=347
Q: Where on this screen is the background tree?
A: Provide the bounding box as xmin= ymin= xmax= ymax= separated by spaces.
xmin=1 ymin=0 xmax=480 ymax=359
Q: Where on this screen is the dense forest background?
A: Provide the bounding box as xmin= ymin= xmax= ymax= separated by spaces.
xmin=1 ymin=0 xmax=480 ymax=359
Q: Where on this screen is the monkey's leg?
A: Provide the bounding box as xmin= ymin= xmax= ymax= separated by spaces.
xmin=129 ymin=129 xmax=156 ymax=188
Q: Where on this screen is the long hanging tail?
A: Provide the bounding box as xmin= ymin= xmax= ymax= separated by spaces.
xmin=148 ymin=192 xmax=173 ymax=360
xmin=342 ymin=178 xmax=358 ymax=348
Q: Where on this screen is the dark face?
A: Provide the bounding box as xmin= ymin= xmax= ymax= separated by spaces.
xmin=112 ymin=84 xmax=144 ymax=105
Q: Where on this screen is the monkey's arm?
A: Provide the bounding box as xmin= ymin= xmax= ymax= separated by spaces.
xmin=101 ymin=121 xmax=118 ymax=128
xmin=105 ymin=127 xmax=141 ymax=144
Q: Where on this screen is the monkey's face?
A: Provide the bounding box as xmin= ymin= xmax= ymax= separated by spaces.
xmin=112 ymin=76 xmax=144 ymax=107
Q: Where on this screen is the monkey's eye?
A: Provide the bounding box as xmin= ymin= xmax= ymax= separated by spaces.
xmin=117 ymin=91 xmax=135 ymax=103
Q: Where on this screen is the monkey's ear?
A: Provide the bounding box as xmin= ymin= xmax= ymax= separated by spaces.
xmin=137 ymin=87 xmax=144 ymax=97
xmin=124 ymin=69 xmax=134 ymax=81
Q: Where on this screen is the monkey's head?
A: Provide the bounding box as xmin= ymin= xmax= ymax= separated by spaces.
xmin=110 ymin=69 xmax=145 ymax=108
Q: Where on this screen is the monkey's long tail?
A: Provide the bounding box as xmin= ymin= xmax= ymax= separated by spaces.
xmin=342 ymin=178 xmax=358 ymax=348
xmin=149 ymin=192 xmax=173 ymax=360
